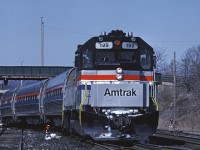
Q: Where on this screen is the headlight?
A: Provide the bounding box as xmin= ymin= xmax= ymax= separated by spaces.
xmin=116 ymin=67 xmax=123 ymax=80
xmin=116 ymin=74 xmax=123 ymax=80
xmin=116 ymin=67 xmax=123 ymax=74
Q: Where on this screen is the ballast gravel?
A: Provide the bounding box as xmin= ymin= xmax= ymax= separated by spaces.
xmin=23 ymin=129 xmax=93 ymax=150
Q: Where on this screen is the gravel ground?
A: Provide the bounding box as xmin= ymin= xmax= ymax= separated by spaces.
xmin=23 ymin=129 xmax=93 ymax=150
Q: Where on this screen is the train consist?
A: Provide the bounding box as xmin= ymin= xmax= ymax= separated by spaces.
xmin=0 ymin=30 xmax=159 ymax=141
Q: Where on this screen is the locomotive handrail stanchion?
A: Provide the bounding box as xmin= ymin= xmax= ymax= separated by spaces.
xmin=61 ymin=100 xmax=64 ymax=125
xmin=151 ymin=97 xmax=158 ymax=111
xmin=79 ymin=81 xmax=88 ymax=125
xmin=152 ymin=63 xmax=158 ymax=111
xmin=151 ymin=80 xmax=159 ymax=111
xmin=151 ymin=81 xmax=158 ymax=111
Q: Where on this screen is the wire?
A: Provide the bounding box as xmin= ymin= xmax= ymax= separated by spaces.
xmin=45 ymin=25 xmax=94 ymax=37
xmin=44 ymin=25 xmax=200 ymax=43
xmin=149 ymin=40 xmax=200 ymax=43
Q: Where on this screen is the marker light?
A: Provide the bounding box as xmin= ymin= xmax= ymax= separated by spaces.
xmin=99 ymin=37 xmax=103 ymax=41
xmin=131 ymin=37 xmax=136 ymax=41
xmin=101 ymin=31 xmax=106 ymax=36
xmin=128 ymin=32 xmax=133 ymax=37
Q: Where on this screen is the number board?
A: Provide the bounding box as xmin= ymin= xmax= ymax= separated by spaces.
xmin=122 ymin=42 xmax=138 ymax=49
xmin=95 ymin=42 xmax=113 ymax=49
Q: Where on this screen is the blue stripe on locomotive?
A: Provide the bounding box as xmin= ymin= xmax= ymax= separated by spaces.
xmin=79 ymin=85 xmax=91 ymax=90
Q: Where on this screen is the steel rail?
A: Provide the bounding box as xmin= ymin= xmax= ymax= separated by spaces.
xmin=154 ymin=129 xmax=200 ymax=149
xmin=18 ymin=129 xmax=24 ymax=150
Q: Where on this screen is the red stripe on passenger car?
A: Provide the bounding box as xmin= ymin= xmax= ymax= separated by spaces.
xmin=16 ymin=92 xmax=40 ymax=100
xmin=1 ymin=98 xmax=12 ymax=102
xmin=45 ymin=85 xmax=63 ymax=93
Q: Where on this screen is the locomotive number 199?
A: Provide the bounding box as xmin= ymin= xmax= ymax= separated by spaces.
xmin=95 ymin=42 xmax=113 ymax=49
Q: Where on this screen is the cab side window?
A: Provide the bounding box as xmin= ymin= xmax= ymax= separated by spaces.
xmin=82 ymin=49 xmax=93 ymax=69
xmin=140 ymin=49 xmax=151 ymax=70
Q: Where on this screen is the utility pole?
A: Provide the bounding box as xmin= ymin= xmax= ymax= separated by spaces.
xmin=173 ymin=51 xmax=176 ymax=129
xmin=41 ymin=17 xmax=44 ymax=66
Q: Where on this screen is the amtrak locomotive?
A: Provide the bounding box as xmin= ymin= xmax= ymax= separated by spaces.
xmin=0 ymin=30 xmax=159 ymax=141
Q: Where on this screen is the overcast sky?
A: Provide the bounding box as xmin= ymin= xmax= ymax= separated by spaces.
xmin=0 ymin=0 xmax=200 ymax=66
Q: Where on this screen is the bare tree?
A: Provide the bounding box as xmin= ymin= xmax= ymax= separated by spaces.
xmin=156 ymin=45 xmax=200 ymax=131
xmin=179 ymin=45 xmax=200 ymax=102
xmin=154 ymin=46 xmax=171 ymax=75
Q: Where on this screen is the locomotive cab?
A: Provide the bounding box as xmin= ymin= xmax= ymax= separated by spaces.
xmin=72 ymin=30 xmax=159 ymax=141
xmin=75 ymin=31 xmax=154 ymax=71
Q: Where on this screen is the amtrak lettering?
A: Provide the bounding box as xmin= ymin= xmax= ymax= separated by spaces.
xmin=104 ymin=88 xmax=137 ymax=96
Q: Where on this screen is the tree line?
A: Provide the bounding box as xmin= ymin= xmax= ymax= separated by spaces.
xmin=155 ymin=45 xmax=200 ymax=108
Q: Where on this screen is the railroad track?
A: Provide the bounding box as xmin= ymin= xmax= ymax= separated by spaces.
xmin=1 ymin=127 xmax=200 ymax=149
xmin=133 ymin=143 xmax=187 ymax=150
xmin=92 ymin=139 xmax=186 ymax=150
xmin=157 ymin=129 xmax=200 ymax=139
xmin=93 ymin=143 xmax=122 ymax=150
xmin=0 ymin=127 xmax=6 ymax=136
xmin=0 ymin=127 xmax=24 ymax=150
xmin=153 ymin=129 xmax=200 ymax=149
xmin=93 ymin=142 xmax=186 ymax=150
xmin=92 ymin=129 xmax=200 ymax=149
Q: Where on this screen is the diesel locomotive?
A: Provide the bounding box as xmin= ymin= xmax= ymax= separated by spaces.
xmin=0 ymin=30 xmax=159 ymax=141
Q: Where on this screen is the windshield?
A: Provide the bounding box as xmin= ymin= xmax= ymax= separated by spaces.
xmin=81 ymin=49 xmax=152 ymax=70
xmin=96 ymin=50 xmax=136 ymax=63
xmin=120 ymin=51 xmax=136 ymax=62
xmin=96 ymin=51 xmax=115 ymax=62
